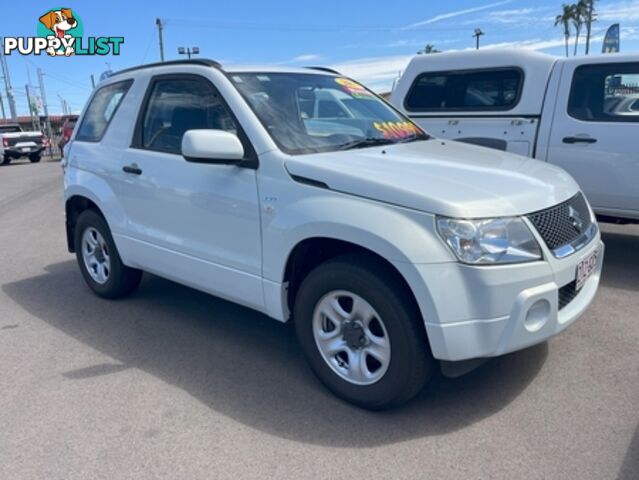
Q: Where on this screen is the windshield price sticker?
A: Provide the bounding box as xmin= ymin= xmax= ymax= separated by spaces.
xmin=373 ymin=121 xmax=421 ymax=140
xmin=335 ymin=78 xmax=375 ymax=99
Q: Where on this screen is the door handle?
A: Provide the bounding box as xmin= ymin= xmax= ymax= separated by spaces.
xmin=122 ymin=164 xmax=142 ymax=175
xmin=562 ymin=136 xmax=597 ymax=144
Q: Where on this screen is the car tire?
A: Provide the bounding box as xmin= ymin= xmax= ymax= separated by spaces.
xmin=29 ymin=154 xmax=41 ymax=163
xmin=74 ymin=209 xmax=142 ymax=299
xmin=294 ymin=254 xmax=434 ymax=409
xmin=1 ymin=155 xmax=11 ymax=166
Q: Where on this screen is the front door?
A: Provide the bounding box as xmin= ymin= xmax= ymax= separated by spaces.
xmin=547 ymin=60 xmax=639 ymax=219
xmin=114 ymin=74 xmax=264 ymax=310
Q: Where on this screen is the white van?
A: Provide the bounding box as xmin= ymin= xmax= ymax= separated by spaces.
xmin=391 ymin=49 xmax=639 ymax=223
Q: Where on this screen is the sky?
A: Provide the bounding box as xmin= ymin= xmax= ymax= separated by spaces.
xmin=4 ymin=0 xmax=639 ymax=116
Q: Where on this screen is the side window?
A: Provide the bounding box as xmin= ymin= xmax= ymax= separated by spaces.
xmin=139 ymin=77 xmax=239 ymax=154
xmin=568 ymin=63 xmax=639 ymax=122
xmin=75 ymin=80 xmax=132 ymax=142
xmin=404 ymin=68 xmax=522 ymax=112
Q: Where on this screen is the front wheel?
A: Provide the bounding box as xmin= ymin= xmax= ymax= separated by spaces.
xmin=294 ymin=255 xmax=434 ymax=409
xmin=29 ymin=154 xmax=41 ymax=163
xmin=1 ymin=155 xmax=10 ymax=166
xmin=74 ymin=210 xmax=142 ymax=298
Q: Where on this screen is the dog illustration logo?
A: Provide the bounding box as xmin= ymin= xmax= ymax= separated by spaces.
xmin=3 ymin=8 xmax=123 ymax=57
xmin=39 ymin=8 xmax=78 ymax=56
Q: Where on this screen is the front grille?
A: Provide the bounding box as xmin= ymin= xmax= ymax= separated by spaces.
xmin=558 ymin=281 xmax=578 ymax=310
xmin=527 ymin=193 xmax=592 ymax=252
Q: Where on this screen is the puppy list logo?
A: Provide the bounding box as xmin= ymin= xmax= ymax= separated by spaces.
xmin=3 ymin=7 xmax=124 ymax=56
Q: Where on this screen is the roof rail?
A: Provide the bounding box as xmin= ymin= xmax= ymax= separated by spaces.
xmin=111 ymin=59 xmax=223 ymax=78
xmin=305 ymin=66 xmax=341 ymax=75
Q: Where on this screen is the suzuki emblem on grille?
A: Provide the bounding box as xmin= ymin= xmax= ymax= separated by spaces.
xmin=568 ymin=205 xmax=584 ymax=233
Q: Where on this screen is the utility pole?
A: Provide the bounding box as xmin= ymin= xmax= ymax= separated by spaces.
xmin=37 ymin=68 xmax=53 ymax=154
xmin=156 ymin=18 xmax=165 ymax=62
xmin=473 ymin=28 xmax=484 ymax=50
xmin=25 ymin=85 xmax=37 ymax=130
xmin=0 ymin=92 xmax=5 ymax=120
xmin=57 ymin=94 xmax=68 ymax=115
xmin=0 ymin=43 xmax=17 ymax=120
xmin=585 ymin=0 xmax=594 ymax=55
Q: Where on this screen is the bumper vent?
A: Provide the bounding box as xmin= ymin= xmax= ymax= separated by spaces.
xmin=527 ymin=193 xmax=593 ymax=252
xmin=558 ymin=281 xmax=578 ymax=310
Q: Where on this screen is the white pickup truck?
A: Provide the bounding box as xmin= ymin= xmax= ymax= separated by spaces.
xmin=390 ymin=49 xmax=639 ymax=223
xmin=0 ymin=123 xmax=46 ymax=165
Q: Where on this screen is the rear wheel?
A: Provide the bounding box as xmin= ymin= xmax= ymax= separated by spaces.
xmin=29 ymin=154 xmax=41 ymax=163
xmin=294 ymin=254 xmax=434 ymax=409
xmin=74 ymin=210 xmax=142 ymax=298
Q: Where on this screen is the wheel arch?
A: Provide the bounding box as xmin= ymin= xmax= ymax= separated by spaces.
xmin=65 ymin=195 xmax=107 ymax=252
xmin=283 ymin=237 xmax=414 ymax=310
xmin=279 ymin=235 xmax=441 ymax=353
xmin=64 ymin=169 xmax=129 ymax=254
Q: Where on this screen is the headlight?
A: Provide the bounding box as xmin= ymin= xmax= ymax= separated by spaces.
xmin=436 ymin=216 xmax=541 ymax=265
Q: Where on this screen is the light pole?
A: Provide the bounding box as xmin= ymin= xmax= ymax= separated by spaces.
xmin=178 ymin=47 xmax=200 ymax=60
xmin=473 ymin=28 xmax=484 ymax=50
xmin=156 ymin=18 xmax=165 ymax=62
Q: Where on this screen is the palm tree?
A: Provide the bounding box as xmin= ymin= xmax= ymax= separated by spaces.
xmin=572 ymin=0 xmax=589 ymax=56
xmin=555 ymin=4 xmax=573 ymax=57
xmin=584 ymin=0 xmax=597 ymax=55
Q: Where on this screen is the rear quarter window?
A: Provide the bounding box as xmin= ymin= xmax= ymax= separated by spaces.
xmin=568 ymin=62 xmax=639 ymax=122
xmin=75 ymin=80 xmax=133 ymax=142
xmin=404 ymin=68 xmax=523 ymax=112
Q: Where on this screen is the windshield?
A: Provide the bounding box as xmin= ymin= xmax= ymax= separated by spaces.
xmin=231 ymin=73 xmax=428 ymax=155
xmin=0 ymin=125 xmax=22 ymax=134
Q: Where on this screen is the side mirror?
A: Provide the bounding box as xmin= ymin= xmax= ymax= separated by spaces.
xmin=181 ymin=129 xmax=245 ymax=164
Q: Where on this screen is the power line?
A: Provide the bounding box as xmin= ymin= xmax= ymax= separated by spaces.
xmin=141 ymin=26 xmax=157 ymax=63
xmin=20 ymin=57 xmax=91 ymax=91
xmin=42 ymin=71 xmax=91 ymax=91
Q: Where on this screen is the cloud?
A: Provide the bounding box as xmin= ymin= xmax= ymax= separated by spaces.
xmin=474 ymin=38 xmax=567 ymax=51
xmin=598 ymin=0 xmax=639 ymax=21
xmin=289 ymin=54 xmax=322 ymax=63
xmin=484 ymin=7 xmax=552 ymax=24
xmin=487 ymin=7 xmax=535 ymax=17
xmin=329 ymin=55 xmax=413 ymax=92
xmin=384 ymin=38 xmax=458 ymax=49
xmin=402 ymin=0 xmax=512 ymax=29
xmin=473 ymin=33 xmax=613 ymax=52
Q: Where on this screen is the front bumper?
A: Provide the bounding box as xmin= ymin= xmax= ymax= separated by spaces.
xmin=417 ymin=235 xmax=604 ymax=362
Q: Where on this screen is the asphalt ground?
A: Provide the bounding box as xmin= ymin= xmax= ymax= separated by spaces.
xmin=0 ymin=159 xmax=637 ymax=479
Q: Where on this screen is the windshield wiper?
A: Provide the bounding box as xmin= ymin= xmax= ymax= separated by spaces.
xmin=397 ymin=133 xmax=430 ymax=144
xmin=338 ymin=137 xmax=396 ymax=151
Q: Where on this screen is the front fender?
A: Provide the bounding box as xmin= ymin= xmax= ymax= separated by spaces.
xmin=260 ymin=185 xmax=455 ymax=326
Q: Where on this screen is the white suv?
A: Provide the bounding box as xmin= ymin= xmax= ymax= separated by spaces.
xmin=63 ymin=59 xmax=604 ymax=409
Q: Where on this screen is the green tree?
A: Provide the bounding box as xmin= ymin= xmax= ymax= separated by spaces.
xmin=583 ymin=0 xmax=597 ymax=55
xmin=572 ymin=0 xmax=589 ymax=56
xmin=417 ymin=44 xmax=440 ymax=54
xmin=555 ymin=4 xmax=573 ymax=57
